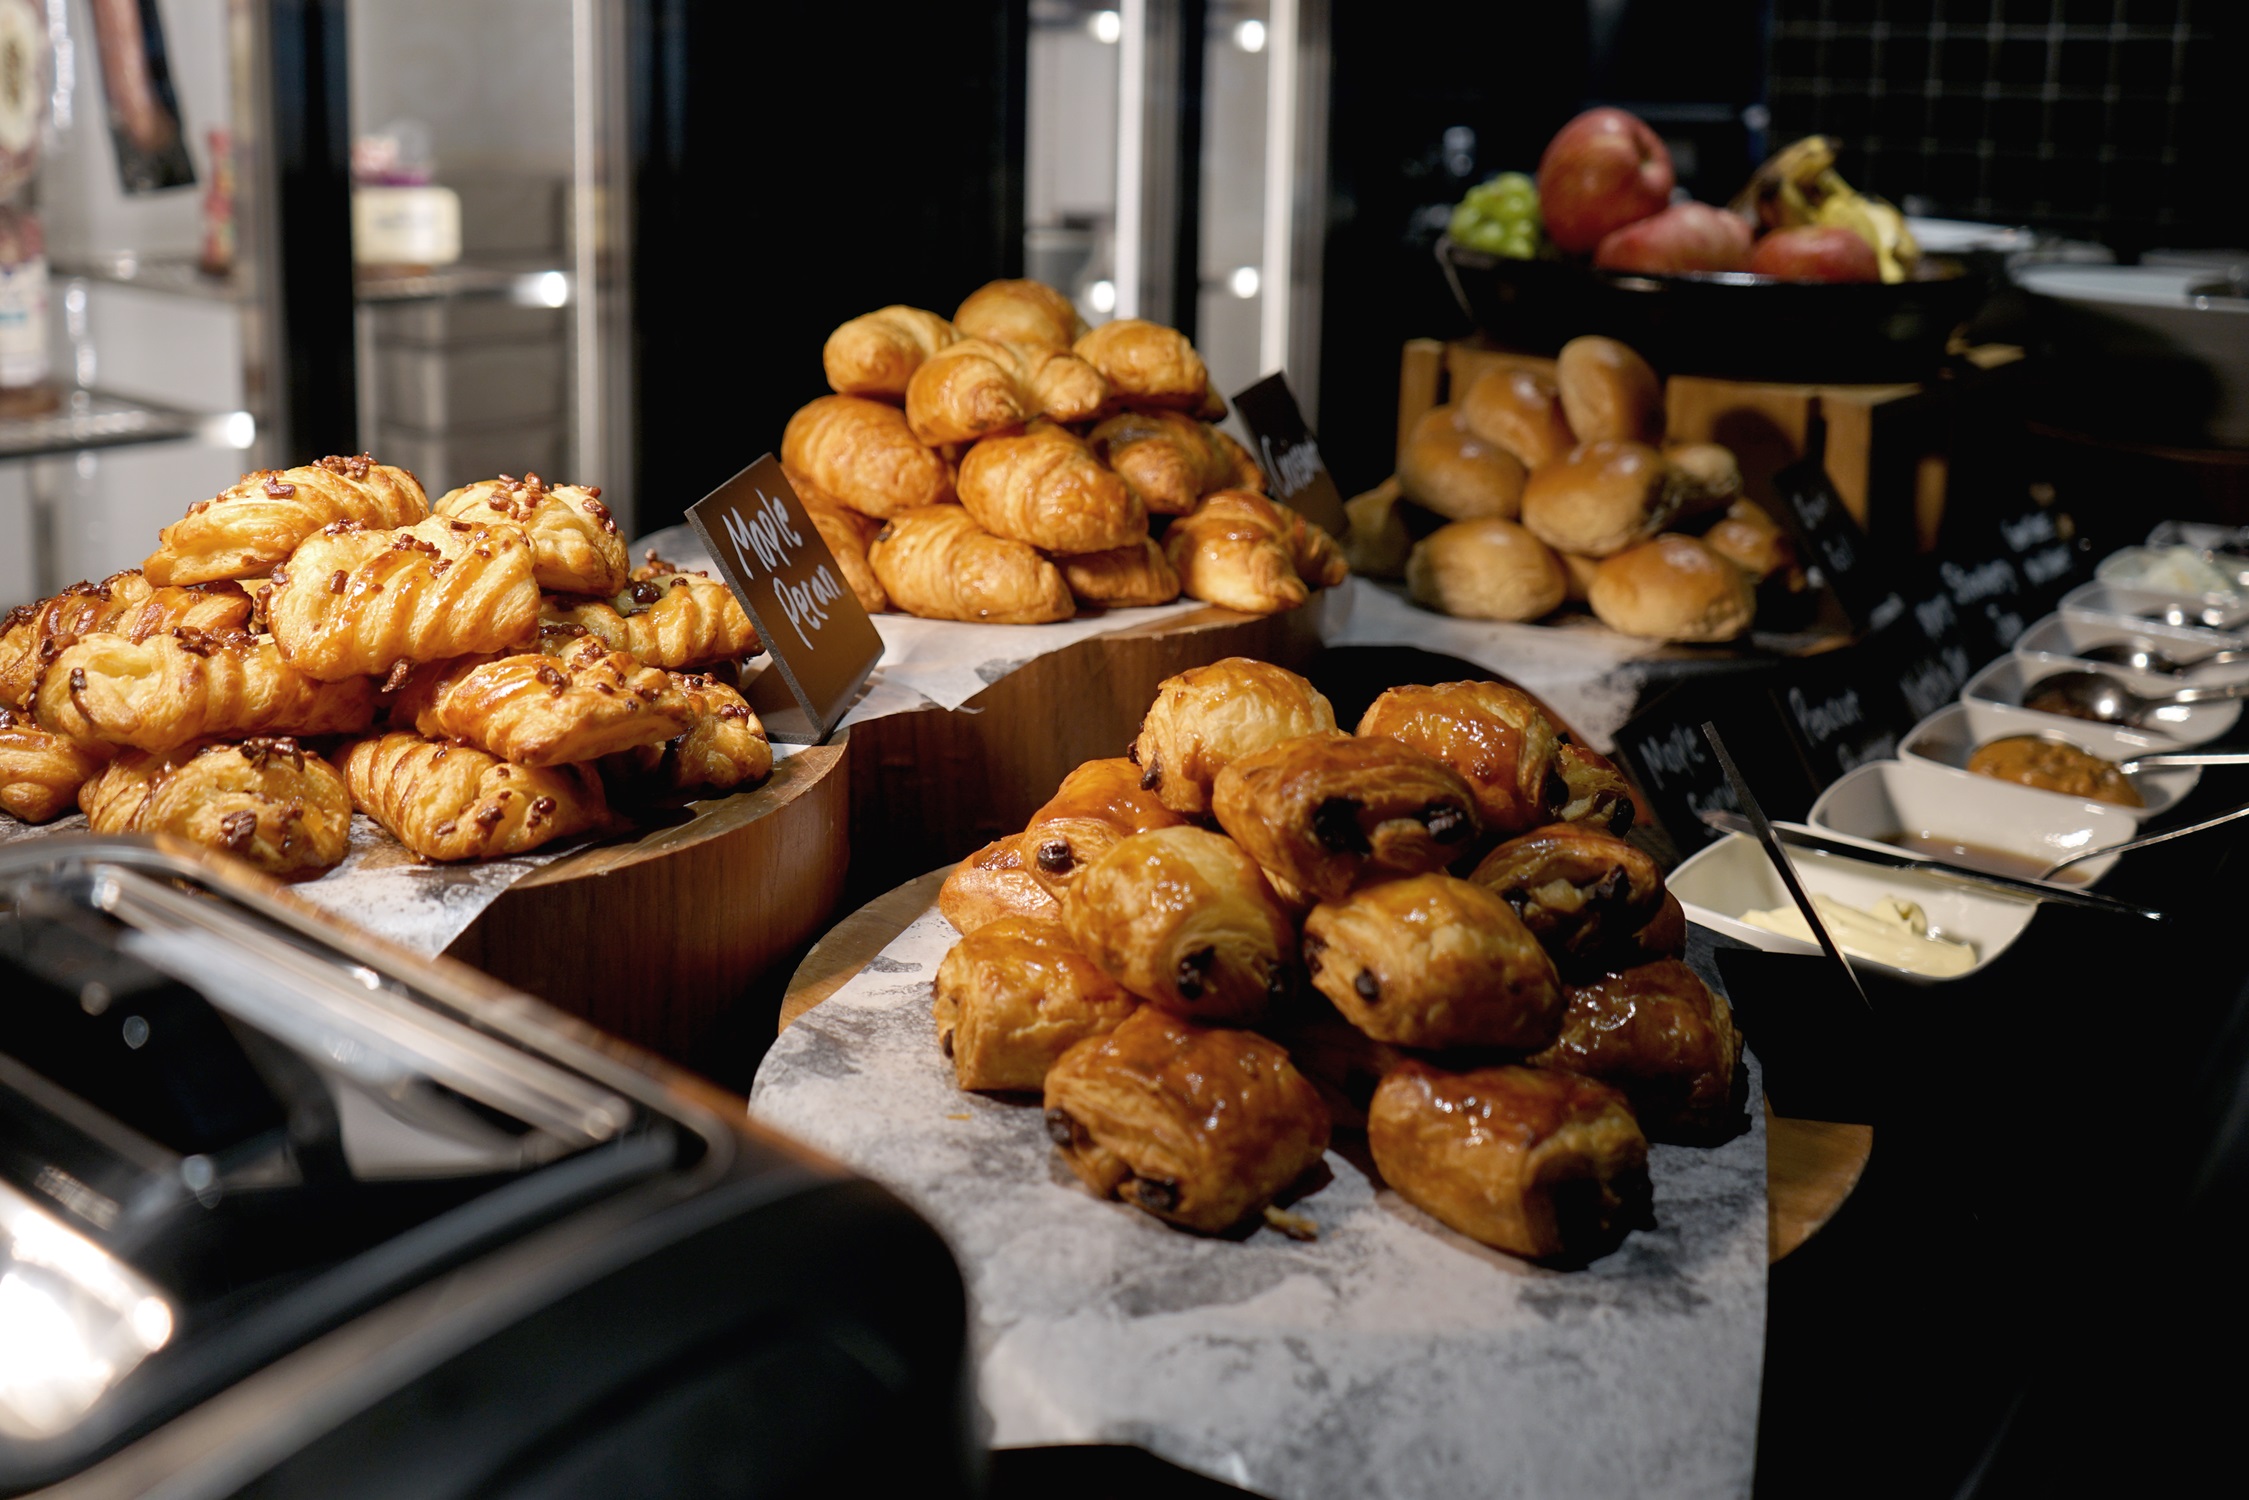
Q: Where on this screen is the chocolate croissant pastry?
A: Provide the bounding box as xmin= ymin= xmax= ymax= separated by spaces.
xmin=1468 ymin=823 xmax=1665 ymax=968
xmin=145 ymin=454 xmax=430 ymax=586
xmin=1369 ymin=1061 xmax=1649 ymax=1260
xmin=265 ymin=517 xmax=542 ymax=680
xmin=389 ymin=643 xmax=697 ymax=768
xmin=0 ymin=706 xmax=111 ymax=822
xmin=1060 ymin=536 xmax=1182 ymax=607
xmin=599 ymin=674 xmax=772 ymax=795
xmin=1020 ymin=756 xmax=1187 ymax=900
xmin=1165 ymin=490 xmax=1349 ymax=616
xmin=433 ymin=474 xmax=628 ymax=597
xmin=1131 ymin=657 xmax=1338 ymax=817
xmin=1060 ymin=826 xmax=1295 ymax=1024
xmin=1088 ymin=410 xmax=1264 ymax=515
xmin=1554 ymin=740 xmax=1637 ymax=834
xmin=1072 ymin=318 xmax=1209 ymax=410
xmin=904 ymin=338 xmax=1110 ymax=445
xmin=1212 ymin=734 xmax=1482 ymax=902
xmin=781 ymin=395 xmax=957 ymax=519
xmin=1045 ymin=1007 xmax=1330 ymax=1234
xmin=867 ymin=505 xmax=1074 ymax=624
xmin=541 ymin=571 xmax=760 ymax=671
xmin=1302 ymin=874 xmax=1563 ymax=1050
xmin=939 ymin=835 xmax=1061 ymax=934
xmin=81 ymin=736 xmax=353 ymax=876
xmin=933 ymin=916 xmax=1140 ymax=1092
xmin=823 ymin=304 xmax=958 ymax=399
xmin=953 ymin=278 xmax=1085 ymax=350
xmin=956 ymin=423 xmax=1147 ymax=555
xmin=1 ymin=572 xmax=253 ymax=708
xmin=341 ymin=732 xmax=612 ymax=862
xmin=33 ymin=628 xmax=377 ymax=752
xmin=1357 ymin=680 xmax=1566 ymax=837
xmin=785 ymin=467 xmax=890 ymax=614
xmin=1528 ymin=959 xmax=1743 ymax=1141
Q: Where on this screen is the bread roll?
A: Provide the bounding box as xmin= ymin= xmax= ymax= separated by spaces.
xmin=1663 ymin=441 xmax=1743 ymax=512
xmin=1458 ymin=366 xmax=1576 ymax=468
xmin=1701 ymin=499 xmax=1794 ymax=583
xmin=1559 ymin=549 xmax=1601 ymax=603
xmin=1587 ymin=534 xmax=1755 ymax=642
xmin=1519 ymin=440 xmax=1680 ymax=558
xmin=1343 ymin=478 xmax=1412 ymax=579
xmin=1406 ymin=520 xmax=1566 ymax=622
xmin=1555 ymin=336 xmax=1662 ymax=444
xmin=1397 ymin=405 xmax=1528 ymax=522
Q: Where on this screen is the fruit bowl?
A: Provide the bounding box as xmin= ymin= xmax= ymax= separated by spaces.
xmin=1437 ymin=236 xmax=1988 ymax=384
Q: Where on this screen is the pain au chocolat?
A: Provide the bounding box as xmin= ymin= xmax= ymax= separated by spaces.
xmin=933 ymin=916 xmax=1139 ymax=1092
xmin=1211 ymin=733 xmax=1481 ymax=903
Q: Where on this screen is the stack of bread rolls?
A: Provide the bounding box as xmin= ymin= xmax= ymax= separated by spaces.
xmin=786 ymin=279 xmax=1347 ymax=623
xmin=1356 ymin=335 xmax=1798 ymax=643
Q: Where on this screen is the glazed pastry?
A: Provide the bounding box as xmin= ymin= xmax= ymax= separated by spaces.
xmin=433 ymin=474 xmax=628 ymax=596
xmin=904 ymin=338 xmax=1110 ymax=445
xmin=1630 ymin=891 xmax=1688 ymax=964
xmin=1966 ymin=734 xmax=2142 ymax=807
xmin=33 ymin=628 xmax=377 ymax=752
xmin=0 ymin=572 xmax=253 ymax=708
xmin=780 ymin=395 xmax=956 ymax=519
xmin=932 ymin=916 xmax=1140 ymax=1092
xmin=956 ymin=423 xmax=1147 ymax=554
xmin=939 ymin=835 xmax=1060 ymax=934
xmin=1468 ymin=823 xmax=1665 ymax=967
xmin=1554 ymin=336 xmax=1662 ymax=445
xmin=1211 ymin=734 xmax=1481 ymax=902
xmin=1519 ymin=440 xmax=1682 ymax=559
xmin=1131 ymin=656 xmax=1338 ymax=817
xmin=1059 ymin=826 xmax=1296 ymax=1024
xmin=1060 ymin=536 xmax=1181 ymax=607
xmin=600 ymin=674 xmax=772 ymax=795
xmin=787 ymin=469 xmax=890 ymax=614
xmin=1019 ymin=756 xmax=1187 ymax=900
xmin=1044 ymin=1007 xmax=1330 ymax=1234
xmin=866 ymin=505 xmax=1074 ymax=624
xmin=1528 ymin=959 xmax=1743 ymax=1141
xmin=145 ymin=454 xmax=430 ymax=586
xmin=265 ymin=517 xmax=541 ymax=680
xmin=1073 ymin=319 xmax=1209 ymax=410
xmin=1357 ymin=680 xmax=1566 ymax=836
xmin=1406 ymin=519 xmax=1567 ymax=622
xmin=1302 ymin=874 xmax=1563 ymax=1050
xmin=1554 ymin=740 xmax=1637 ymax=834
xmin=540 ymin=571 xmax=760 ymax=670
xmin=1587 ymin=533 xmax=1755 ymax=643
xmin=1457 ymin=365 xmax=1576 ymax=469
xmin=822 ymin=305 xmax=958 ymax=399
xmin=340 ymin=732 xmax=612 ymax=862
xmin=1165 ymin=490 xmax=1348 ymax=616
xmin=0 ymin=706 xmax=110 ymax=823
xmin=1343 ymin=478 xmax=1413 ymax=579
xmin=80 ymin=736 xmax=352 ymax=876
xmin=1088 ymin=410 xmax=1264 ymax=515
xmin=1700 ymin=499 xmax=1795 ymax=582
xmin=1397 ymin=405 xmax=1528 ymax=522
xmin=389 ymin=643 xmax=697 ymax=768
xmin=954 ymin=278 xmax=1085 ymax=350
xmin=1368 ymin=1061 xmax=1649 ymax=1260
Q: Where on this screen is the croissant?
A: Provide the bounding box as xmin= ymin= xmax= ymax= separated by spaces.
xmin=956 ymin=424 xmax=1147 ymax=555
xmin=33 ymin=628 xmax=377 ymax=751
xmin=1088 ymin=410 xmax=1264 ymax=515
xmin=540 ymin=568 xmax=760 ymax=671
xmin=433 ymin=474 xmax=628 ymax=596
xmin=954 ymin=278 xmax=1085 ymax=349
xmin=341 ymin=732 xmax=613 ymax=862
xmin=0 ymin=706 xmax=111 ymax=822
xmin=81 ymin=736 xmax=353 ymax=876
xmin=867 ymin=505 xmax=1074 ymax=624
xmin=145 ymin=455 xmax=429 ymax=586
xmin=904 ymin=340 xmax=1111 ymax=446
xmin=781 ymin=395 xmax=956 ymax=519
xmin=265 ymin=517 xmax=541 ymax=680
xmin=785 ymin=466 xmax=889 ymax=613
xmin=600 ymin=673 xmax=773 ymax=795
xmin=1073 ymin=319 xmax=1209 ymax=410
xmin=1061 ymin=536 xmax=1181 ymax=607
xmin=1 ymin=572 xmax=253 ymax=707
xmin=823 ymin=305 xmax=959 ymax=398
xmin=1165 ymin=490 xmax=1348 ymax=615
xmin=390 ymin=643 xmax=697 ymax=767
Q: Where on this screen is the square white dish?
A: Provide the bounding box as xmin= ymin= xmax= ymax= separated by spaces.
xmin=1965 ymin=655 xmax=2239 ymax=746
xmin=2094 ymin=545 xmax=2249 ymax=611
xmin=1671 ymin=830 xmax=2037 ymax=984
xmin=2015 ymin=613 xmax=2249 ymax=687
xmin=2059 ymin=579 xmax=2249 ymax=636
xmin=1808 ymin=755 xmax=2136 ymax=885
xmin=1899 ymin=701 xmax=2198 ymax=822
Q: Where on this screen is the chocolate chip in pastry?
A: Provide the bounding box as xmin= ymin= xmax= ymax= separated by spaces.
xmin=1165 ymin=490 xmax=1348 ymax=616
xmin=1072 ymin=318 xmax=1209 ymax=410
xmin=1 ymin=572 xmax=253 ymax=708
xmin=933 ymin=916 xmax=1140 ymax=1092
xmin=1468 ymin=823 xmax=1665 ymax=969
xmin=939 ymin=834 xmax=1061 ymax=935
xmin=81 ymin=736 xmax=353 ymax=877
xmin=541 ymin=571 xmax=761 ymax=671
xmin=389 ymin=643 xmax=698 ymax=768
xmin=1044 ymin=1007 xmax=1330 ymax=1234
xmin=1060 ymin=826 xmax=1296 ymax=1024
xmin=145 ymin=454 xmax=430 ymax=586
xmin=1211 ymin=733 xmax=1481 ymax=902
xmin=340 ymin=732 xmax=613 ymax=863
xmin=781 ymin=394 xmax=957 ymax=519
xmin=1554 ymin=740 xmax=1637 ymax=834
xmin=266 ymin=517 xmax=542 ymax=681
xmin=866 ymin=504 xmax=1075 ymax=624
xmin=1301 ymin=874 xmax=1563 ymax=1050
xmin=1356 ymin=680 xmax=1566 ymax=837
xmin=954 ymin=278 xmax=1086 ymax=350
xmin=1369 ymin=1061 xmax=1649 ymax=1261
xmin=823 ymin=304 xmax=958 ymax=399
xmin=1087 ymin=410 xmax=1263 ymax=516
xmin=0 ymin=705 xmax=111 ymax=823
xmin=433 ymin=474 xmax=628 ymax=597
xmin=956 ymin=423 xmax=1148 ymax=555
xmin=33 ymin=628 xmax=377 ymax=752
xmin=1527 ymin=959 xmax=1743 ymax=1141
xmin=1060 ymin=535 xmax=1182 ymax=607
xmin=1020 ymin=757 xmax=1187 ymax=900
xmin=1131 ymin=656 xmax=1338 ymax=817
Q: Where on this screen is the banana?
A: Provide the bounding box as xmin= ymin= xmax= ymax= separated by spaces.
xmin=1735 ymin=135 xmax=1921 ymax=283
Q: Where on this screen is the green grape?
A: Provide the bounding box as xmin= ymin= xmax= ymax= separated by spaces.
xmin=1458 ymin=218 xmax=1513 ymax=255
xmin=1452 ymin=172 xmax=1545 ymax=258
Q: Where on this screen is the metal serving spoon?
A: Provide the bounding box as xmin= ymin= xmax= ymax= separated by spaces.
xmin=2023 ymin=669 xmax=2249 ymax=729
xmin=2041 ymin=800 xmax=2249 ymax=878
xmin=2075 ymin=641 xmax=2249 ymax=676
xmin=2113 ymin=751 xmax=2249 ymax=775
xmin=2134 ymin=603 xmax=2241 ymax=630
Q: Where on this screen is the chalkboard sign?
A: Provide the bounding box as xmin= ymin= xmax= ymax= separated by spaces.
xmin=1772 ymin=450 xmax=1902 ymax=635
xmin=1614 ymin=677 xmax=1821 ymax=853
xmin=1871 ymin=571 xmax=1978 ymax=723
xmin=1934 ymin=550 xmax=2029 ymax=657
xmin=688 ymin=454 xmax=883 ymax=744
xmin=1774 ymin=657 xmax=1900 ymax=785
xmin=1992 ymin=498 xmax=2083 ymax=609
xmin=1230 ymin=373 xmax=1352 ymax=540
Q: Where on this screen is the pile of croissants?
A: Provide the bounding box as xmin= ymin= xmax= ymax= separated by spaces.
xmin=781 ymin=278 xmax=1347 ymax=622
xmin=927 ymin=657 xmax=1742 ymax=1262
xmin=1353 ymin=335 xmax=1801 ymax=643
xmin=0 ymin=456 xmax=769 ymax=876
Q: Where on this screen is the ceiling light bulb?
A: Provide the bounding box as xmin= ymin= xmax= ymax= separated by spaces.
xmin=1089 ymin=10 xmax=1121 ymax=44
xmin=1088 ymin=279 xmax=1118 ymax=314
xmin=1235 ymin=19 xmax=1267 ymax=53
xmin=1229 ymin=265 xmax=1261 ymax=298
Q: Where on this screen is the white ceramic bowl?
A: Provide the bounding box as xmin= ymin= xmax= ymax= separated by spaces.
xmin=2094 ymin=545 xmax=2249 ymax=613
xmin=1964 ymin=655 xmax=2239 ymax=746
xmin=2058 ymin=579 xmax=2249 ymax=635
xmin=1899 ymin=701 xmax=2199 ymax=822
xmin=1671 ymin=830 xmax=2037 ymax=984
xmin=1808 ymin=756 xmax=2136 ymax=885
xmin=2015 ymin=613 xmax=2249 ymax=687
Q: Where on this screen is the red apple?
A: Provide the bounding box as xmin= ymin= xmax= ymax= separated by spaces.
xmin=1593 ymin=202 xmax=1753 ymax=275
xmin=1747 ymin=225 xmax=1881 ymax=283
xmin=1536 ymin=108 xmax=1676 ymax=256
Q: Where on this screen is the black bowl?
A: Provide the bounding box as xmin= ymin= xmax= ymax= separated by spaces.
xmin=1436 ymin=236 xmax=1990 ymax=384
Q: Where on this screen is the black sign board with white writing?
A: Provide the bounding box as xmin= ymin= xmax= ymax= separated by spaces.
xmin=1871 ymin=568 xmax=1978 ymax=724
xmin=1772 ymin=452 xmax=1901 ymax=635
xmin=1991 ymin=499 xmax=2083 ymax=611
xmin=1774 ymin=656 xmax=1900 ymax=785
xmin=1934 ymin=548 xmax=2029 ymax=658
xmin=688 ymin=454 xmax=883 ymax=744
xmin=1229 ymin=372 xmax=1352 ymax=540
xmin=1614 ymin=677 xmax=1821 ymax=854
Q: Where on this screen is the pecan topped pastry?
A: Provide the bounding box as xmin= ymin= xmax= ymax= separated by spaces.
xmin=265 ymin=516 xmax=542 ymax=680
xmin=0 ymin=705 xmax=111 ymax=823
xmin=80 ymin=736 xmax=353 ymax=876
xmin=146 ymin=456 xmax=429 ymax=586
xmin=435 ymin=474 xmax=628 ymax=597
xmin=339 ymin=732 xmax=612 ymax=863
xmin=32 ymin=628 xmax=376 ymax=752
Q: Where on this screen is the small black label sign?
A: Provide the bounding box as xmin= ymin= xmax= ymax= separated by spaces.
xmin=1614 ymin=678 xmax=1821 ymax=852
xmin=687 ymin=454 xmax=883 ymax=744
xmin=1773 ymin=454 xmax=1901 ymax=635
xmin=1776 ymin=660 xmax=1899 ymax=785
xmin=1229 ymin=372 xmax=1352 ymax=540
xmin=1874 ymin=575 xmax=1978 ymax=723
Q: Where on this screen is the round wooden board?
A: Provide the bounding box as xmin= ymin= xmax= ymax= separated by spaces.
xmin=779 ymin=867 xmax=1871 ymax=1264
